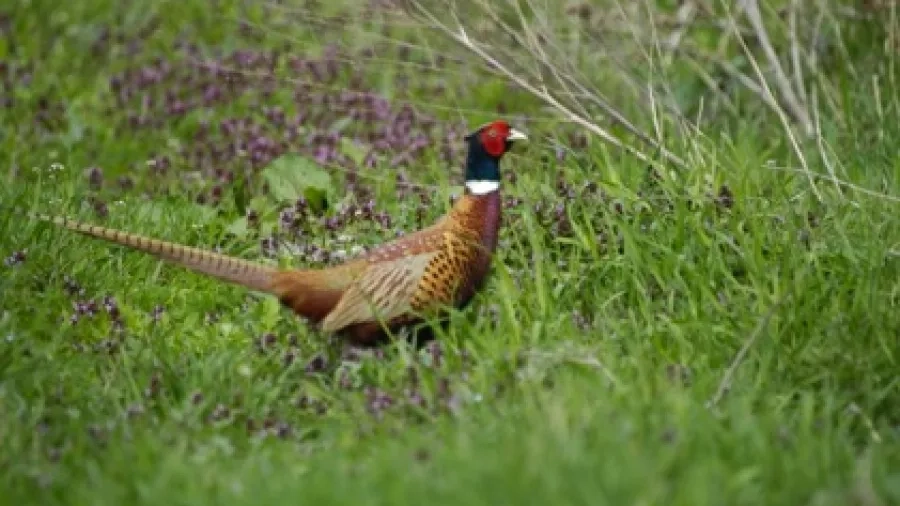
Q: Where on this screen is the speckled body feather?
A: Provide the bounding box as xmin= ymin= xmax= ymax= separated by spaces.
xmin=37 ymin=120 xmax=525 ymax=345
xmin=314 ymin=189 xmax=502 ymax=343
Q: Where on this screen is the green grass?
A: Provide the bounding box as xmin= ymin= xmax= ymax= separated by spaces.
xmin=1 ymin=0 xmax=899 ymax=504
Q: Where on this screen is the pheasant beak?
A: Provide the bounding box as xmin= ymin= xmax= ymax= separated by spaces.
xmin=506 ymin=128 xmax=528 ymax=142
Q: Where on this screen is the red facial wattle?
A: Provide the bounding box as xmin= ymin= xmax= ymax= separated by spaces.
xmin=479 ymin=122 xmax=511 ymax=157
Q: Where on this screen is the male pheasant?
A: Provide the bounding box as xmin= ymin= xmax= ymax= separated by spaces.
xmin=39 ymin=120 xmax=526 ymax=344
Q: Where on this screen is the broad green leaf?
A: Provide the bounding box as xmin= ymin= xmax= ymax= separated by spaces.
xmin=261 ymin=154 xmax=333 ymax=213
xmin=225 ymin=217 xmax=249 ymax=237
xmin=340 ymin=137 xmax=367 ymax=167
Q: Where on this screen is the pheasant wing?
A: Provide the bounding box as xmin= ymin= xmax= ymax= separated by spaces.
xmin=359 ymin=222 xmax=446 ymax=262
xmin=319 ymin=251 xmax=438 ymax=333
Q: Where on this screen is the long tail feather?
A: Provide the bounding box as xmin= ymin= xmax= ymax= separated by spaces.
xmin=36 ymin=213 xmax=277 ymax=293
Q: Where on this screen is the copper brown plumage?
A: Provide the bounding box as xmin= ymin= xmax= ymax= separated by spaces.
xmin=38 ymin=119 xmax=526 ymax=345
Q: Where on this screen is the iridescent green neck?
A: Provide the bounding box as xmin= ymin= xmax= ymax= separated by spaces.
xmin=464 ymin=133 xmax=500 ymax=194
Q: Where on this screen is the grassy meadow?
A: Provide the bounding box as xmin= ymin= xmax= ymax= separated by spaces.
xmin=1 ymin=0 xmax=899 ymax=504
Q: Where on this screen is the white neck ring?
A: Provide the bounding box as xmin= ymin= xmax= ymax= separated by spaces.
xmin=465 ymin=180 xmax=500 ymax=195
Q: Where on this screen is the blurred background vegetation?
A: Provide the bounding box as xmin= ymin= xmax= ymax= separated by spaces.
xmin=1 ymin=0 xmax=898 ymax=504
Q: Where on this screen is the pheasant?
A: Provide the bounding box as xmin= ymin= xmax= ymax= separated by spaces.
xmin=37 ymin=119 xmax=527 ymax=345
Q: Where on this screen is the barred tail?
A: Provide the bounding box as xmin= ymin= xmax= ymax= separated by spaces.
xmin=38 ymin=214 xmax=277 ymax=293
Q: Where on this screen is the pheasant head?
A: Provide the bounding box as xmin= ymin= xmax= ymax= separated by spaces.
xmin=463 ymin=119 xmax=528 ymax=195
